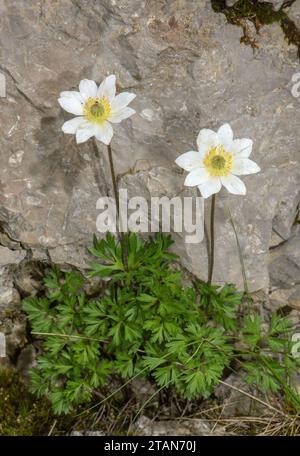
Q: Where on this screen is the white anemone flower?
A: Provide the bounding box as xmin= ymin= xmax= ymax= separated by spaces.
xmin=175 ymin=124 xmax=260 ymax=198
xmin=58 ymin=75 xmax=136 ymax=145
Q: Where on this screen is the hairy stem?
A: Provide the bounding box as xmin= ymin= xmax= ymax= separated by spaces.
xmin=208 ymin=194 xmax=216 ymax=285
xmin=107 ymin=144 xmax=128 ymax=268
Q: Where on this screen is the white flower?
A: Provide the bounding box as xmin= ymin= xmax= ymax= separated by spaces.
xmin=58 ymin=75 xmax=136 ymax=145
xmin=175 ymin=124 xmax=260 ymax=198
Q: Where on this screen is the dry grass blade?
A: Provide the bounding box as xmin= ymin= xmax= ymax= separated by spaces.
xmin=225 ymin=205 xmax=251 ymax=301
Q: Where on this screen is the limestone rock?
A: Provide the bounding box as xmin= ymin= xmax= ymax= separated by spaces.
xmin=0 ymin=0 xmax=299 ymax=293
xmin=13 ymin=262 xmax=45 ymax=296
xmin=269 ymin=284 xmax=300 ymax=310
xmin=0 ymin=286 xmax=20 ymax=311
xmin=134 ymin=415 xmax=227 ymax=436
xmin=4 ymin=319 xmax=27 ymax=360
xmin=269 ymin=229 xmax=300 ymax=289
xmin=215 ymin=373 xmax=267 ymax=418
xmin=289 ymin=285 xmax=300 ymax=310
xmin=0 ymin=331 xmax=6 ymax=359
xmin=70 ymin=430 xmax=106 ymax=436
xmin=286 ymin=309 xmax=300 ymax=328
xmin=0 ymin=247 xmax=26 ymax=266
xmin=289 ymin=0 xmax=300 ymax=28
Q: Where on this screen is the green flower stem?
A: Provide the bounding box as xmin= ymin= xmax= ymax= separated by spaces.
xmin=107 ymin=144 xmax=128 ymax=269
xmin=31 ymin=331 xmax=108 ymax=343
xmin=208 ymin=193 xmax=216 ymax=285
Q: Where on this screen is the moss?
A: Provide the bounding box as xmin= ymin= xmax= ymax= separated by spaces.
xmin=211 ymin=0 xmax=300 ymax=58
xmin=0 ymin=368 xmax=134 ymax=435
xmin=0 ymin=368 xmax=72 ymax=435
xmin=132 ymin=74 xmax=142 ymax=81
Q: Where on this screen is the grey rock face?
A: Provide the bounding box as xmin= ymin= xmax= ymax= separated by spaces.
xmin=70 ymin=430 xmax=106 ymax=436
xmin=134 ymin=415 xmax=227 ymax=436
xmin=0 ymin=286 xmax=20 ymax=311
xmin=0 ymin=274 xmax=33 ymax=368
xmin=269 ymin=285 xmax=300 ymax=310
xmin=0 ymin=247 xmax=26 ymax=267
xmin=0 ymin=0 xmax=299 ymax=294
xmin=289 ymin=0 xmax=300 ymax=28
xmin=0 ymin=262 xmax=29 ymax=366
xmin=269 ymin=228 xmax=300 ymax=289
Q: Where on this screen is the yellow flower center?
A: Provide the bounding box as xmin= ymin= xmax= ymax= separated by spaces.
xmin=203 ymin=145 xmax=233 ymax=176
xmin=83 ymin=96 xmax=111 ymax=124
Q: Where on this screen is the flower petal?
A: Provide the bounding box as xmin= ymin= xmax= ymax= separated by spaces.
xmin=58 ymin=97 xmax=83 ymax=115
xmin=97 ymin=75 xmax=116 ymax=101
xmin=79 ymin=79 xmax=98 ymax=98
xmin=109 ymin=107 xmax=135 ymax=123
xmin=231 ymin=158 xmax=260 ymax=176
xmin=60 ymin=91 xmax=83 ymax=103
xmin=217 ymin=123 xmax=233 ymax=148
xmin=111 ymin=92 xmax=136 ymax=111
xmin=94 ymin=121 xmax=114 ymax=145
xmin=175 ymin=151 xmax=203 ymax=171
xmin=221 ymin=174 xmax=246 ymax=195
xmin=62 ymin=116 xmax=85 ymax=134
xmin=196 ymin=128 xmax=218 ymax=154
xmin=184 ymin=168 xmax=210 ymax=187
xmin=232 ymin=138 xmax=253 ymax=158
xmin=75 ymin=122 xmax=96 ymax=144
xmin=198 ymin=178 xmax=221 ymax=198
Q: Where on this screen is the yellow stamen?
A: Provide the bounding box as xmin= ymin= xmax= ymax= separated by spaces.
xmin=203 ymin=145 xmax=233 ymax=177
xmin=83 ymin=96 xmax=111 ymax=124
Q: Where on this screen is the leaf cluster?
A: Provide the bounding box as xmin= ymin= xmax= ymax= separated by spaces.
xmin=23 ymin=233 xmax=300 ymax=414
